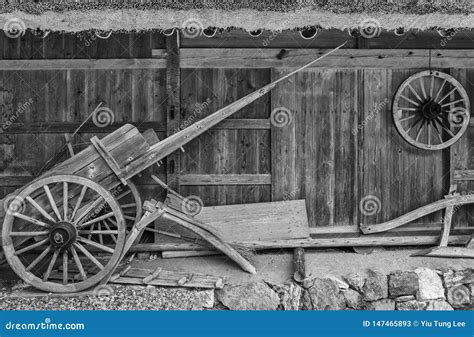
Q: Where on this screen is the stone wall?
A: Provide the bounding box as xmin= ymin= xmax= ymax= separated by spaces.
xmin=214 ymin=268 xmax=473 ymax=310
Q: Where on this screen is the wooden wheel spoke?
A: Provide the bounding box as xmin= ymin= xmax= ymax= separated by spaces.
xmin=76 ymin=236 xmax=115 ymax=254
xmin=25 ymin=196 xmax=56 ymax=223
xmin=26 ymin=245 xmax=51 ymax=271
xmin=398 ymin=107 xmax=418 ymax=112
xmin=62 ymin=250 xmax=68 ymax=285
xmin=63 ymin=182 xmax=68 ymax=221
xmin=79 ymin=229 xmax=119 ymax=235
xmin=399 ymin=94 xmax=419 ymax=106
xmin=70 ymin=246 xmax=87 ymax=280
xmin=434 ymin=117 xmax=455 ymax=137
xmin=407 ymin=83 xmax=423 ymax=103
xmin=434 ymin=79 xmax=447 ymax=102
xmin=70 ymin=186 xmax=87 ymax=222
xmin=399 ymin=114 xmax=417 ymax=123
xmin=429 ymin=74 xmax=434 ymax=98
xmin=15 ymin=238 xmax=49 ymax=255
xmin=10 ymin=230 xmax=49 ymax=237
xmin=44 ymin=185 xmax=62 ymax=221
xmin=415 ymin=120 xmax=426 ymax=142
xmin=441 ymin=98 xmax=465 ymax=108
xmin=13 ymin=212 xmax=50 ymax=229
xmin=73 ymin=242 xmax=105 ymax=270
xmin=73 ymin=197 xmax=104 ymax=226
xmin=43 ymin=249 xmax=60 ymax=281
xmin=77 ymin=211 xmax=115 ymax=229
xmin=101 ymin=221 xmax=117 ymax=243
xmin=120 ymin=203 xmax=137 ymax=209
xmin=427 ymin=121 xmax=432 ymax=145
xmin=419 ymin=77 xmax=427 ymax=100
xmin=431 ymin=120 xmax=444 ymax=144
xmin=437 ymin=87 xmax=457 ymax=104
xmin=116 ymin=190 xmax=132 ymax=200
xmin=405 ymin=116 xmax=423 ymax=134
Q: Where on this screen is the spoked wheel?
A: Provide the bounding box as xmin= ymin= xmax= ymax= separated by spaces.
xmin=2 ymin=175 xmax=126 ymax=293
xmin=393 ymin=70 xmax=471 ymax=150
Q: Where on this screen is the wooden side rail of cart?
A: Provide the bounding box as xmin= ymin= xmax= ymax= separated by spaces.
xmin=360 ymin=186 xmax=474 ymax=258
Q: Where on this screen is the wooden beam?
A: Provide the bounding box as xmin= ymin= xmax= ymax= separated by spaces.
xmin=152 ymin=49 xmax=474 ymax=69
xmin=180 ymin=174 xmax=271 ymax=186
xmin=0 ymin=59 xmax=166 ymax=70
xmin=0 ymin=119 xmax=267 ymax=135
xmin=454 ymin=170 xmax=474 ymax=181
xmin=128 ymin=234 xmax=471 ymax=252
xmin=310 ymin=223 xmax=474 ymax=235
xmin=165 ymin=32 xmax=181 ymax=192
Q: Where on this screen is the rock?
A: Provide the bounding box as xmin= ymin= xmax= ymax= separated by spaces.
xmin=362 ymin=270 xmax=388 ymax=301
xmin=328 ymin=276 xmax=349 ymax=290
xmin=389 ymin=271 xmax=418 ymax=297
xmin=446 ymin=285 xmax=471 ymax=309
xmin=425 ymin=300 xmax=453 ymax=311
xmin=395 ymin=295 xmax=415 ymax=302
xmin=443 ymin=269 xmax=474 ymax=288
xmin=344 ymin=272 xmax=364 ymax=292
xmin=366 ymin=299 xmax=395 ymax=311
xmin=415 ymin=268 xmax=445 ymax=300
xmin=343 ymin=289 xmax=365 ymax=309
xmin=216 ymin=282 xmax=279 ymax=310
xmin=301 ymin=278 xmax=345 ymax=310
xmin=192 ymin=290 xmax=215 ymax=309
xmin=396 ymin=300 xmax=427 ymax=311
xmin=136 ymin=252 xmax=150 ymax=260
xmin=281 ymin=283 xmax=303 ymax=310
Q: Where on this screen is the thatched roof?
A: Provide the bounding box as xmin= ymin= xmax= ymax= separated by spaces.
xmin=1 ymin=1 xmax=473 ymax=32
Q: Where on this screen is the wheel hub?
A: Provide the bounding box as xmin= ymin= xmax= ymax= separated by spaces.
xmin=421 ymin=100 xmax=443 ymax=120
xmin=49 ymin=222 xmax=77 ymax=249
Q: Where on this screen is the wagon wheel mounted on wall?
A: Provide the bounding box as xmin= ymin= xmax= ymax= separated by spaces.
xmin=393 ymin=70 xmax=471 ymax=151
xmin=2 ymin=175 xmax=126 ymax=293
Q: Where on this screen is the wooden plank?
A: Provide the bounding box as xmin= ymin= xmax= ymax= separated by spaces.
xmin=0 ymin=59 xmax=166 ymax=70
xmin=0 ymin=119 xmax=265 ymax=134
xmin=454 ymin=170 xmax=474 ymax=180
xmin=310 ymin=224 xmax=474 ymax=235
xmin=152 ymin=49 xmax=474 ymax=69
xmin=162 ymin=250 xmax=222 ymax=258
xmin=111 ymin=268 xmax=224 ymax=289
xmin=130 ymin=234 xmax=471 ymax=251
xmin=413 ymin=247 xmax=474 ymax=258
xmin=180 ymin=174 xmax=271 ymax=186
xmin=165 ymin=32 xmax=181 ymax=192
xmin=195 ymin=199 xmax=310 ymax=241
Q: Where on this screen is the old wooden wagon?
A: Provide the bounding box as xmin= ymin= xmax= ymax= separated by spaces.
xmin=0 ymin=0 xmax=473 ymax=293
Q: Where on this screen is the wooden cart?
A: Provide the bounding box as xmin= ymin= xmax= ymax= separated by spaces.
xmin=0 ymin=46 xmax=345 ymax=293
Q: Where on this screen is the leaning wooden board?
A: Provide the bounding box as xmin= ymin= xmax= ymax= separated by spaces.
xmin=158 ymin=199 xmax=310 ymax=243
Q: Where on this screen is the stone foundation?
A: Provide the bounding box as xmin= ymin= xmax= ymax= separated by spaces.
xmin=215 ymin=268 xmax=473 ymax=310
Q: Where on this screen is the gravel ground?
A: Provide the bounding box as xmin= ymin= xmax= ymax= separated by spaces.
xmin=0 ymin=281 xmax=216 ymax=311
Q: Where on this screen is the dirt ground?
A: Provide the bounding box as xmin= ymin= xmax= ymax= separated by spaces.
xmin=132 ymin=247 xmax=474 ymax=284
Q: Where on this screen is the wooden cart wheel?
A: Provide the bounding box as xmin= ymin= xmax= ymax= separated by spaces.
xmin=393 ymin=70 xmax=470 ymax=150
xmin=2 ymin=175 xmax=126 ymax=293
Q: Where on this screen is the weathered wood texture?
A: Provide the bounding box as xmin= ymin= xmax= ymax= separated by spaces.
xmin=0 ymin=30 xmax=472 ymax=234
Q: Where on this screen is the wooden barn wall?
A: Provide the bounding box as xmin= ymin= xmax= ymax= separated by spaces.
xmin=0 ymin=31 xmax=168 ymax=206
xmin=0 ymin=29 xmax=473 ymax=230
